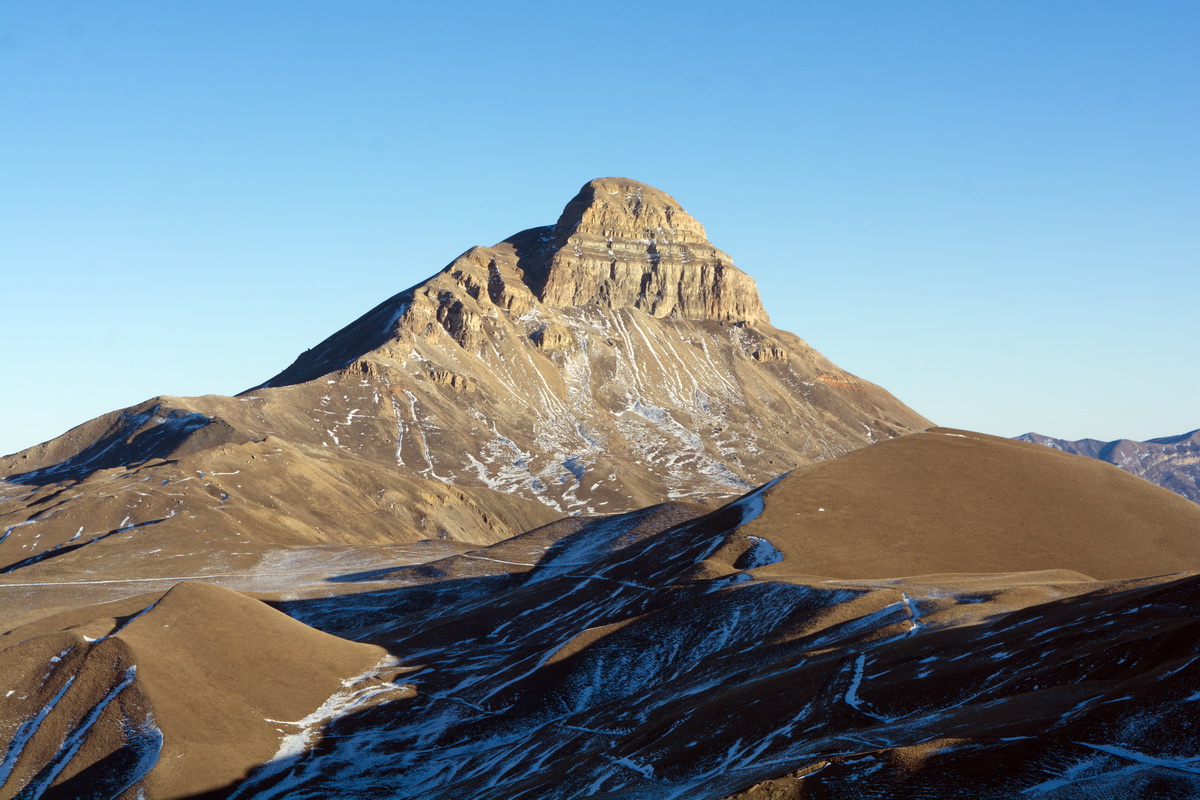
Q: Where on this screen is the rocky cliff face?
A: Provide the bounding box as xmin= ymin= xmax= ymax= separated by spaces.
xmin=1016 ymin=429 xmax=1200 ymax=505
xmin=529 ymin=177 xmax=769 ymax=323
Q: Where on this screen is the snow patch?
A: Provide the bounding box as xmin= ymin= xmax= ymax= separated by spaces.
xmin=738 ymin=536 xmax=784 ymax=569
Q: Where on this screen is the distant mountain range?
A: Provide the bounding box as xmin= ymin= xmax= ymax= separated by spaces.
xmin=1016 ymin=429 xmax=1200 ymax=504
xmin=2 ymin=179 xmax=1198 ymax=798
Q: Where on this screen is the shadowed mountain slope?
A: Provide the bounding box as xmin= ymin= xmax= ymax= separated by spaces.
xmin=1018 ymin=429 xmax=1200 ymax=506
xmin=3 ymin=429 xmax=1198 ymax=797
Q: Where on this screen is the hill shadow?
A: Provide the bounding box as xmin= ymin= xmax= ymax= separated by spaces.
xmin=167 ymin=537 xmax=1200 ymax=799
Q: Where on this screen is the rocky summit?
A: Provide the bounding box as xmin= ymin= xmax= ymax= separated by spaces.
xmin=4 ymin=179 xmax=1196 ymax=799
xmin=531 ymin=177 xmax=768 ymax=322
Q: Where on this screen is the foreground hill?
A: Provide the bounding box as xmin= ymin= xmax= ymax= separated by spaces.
xmin=1018 ymin=429 xmax=1200 ymax=505
xmin=0 ymin=582 xmax=406 ymax=798
xmin=3 ymin=429 xmax=1198 ymax=798
xmin=0 ymin=178 xmax=929 ymax=584
xmin=742 ymin=428 xmax=1200 ymax=580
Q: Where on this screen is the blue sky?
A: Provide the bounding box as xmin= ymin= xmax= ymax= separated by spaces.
xmin=2 ymin=1 xmax=1197 ymax=456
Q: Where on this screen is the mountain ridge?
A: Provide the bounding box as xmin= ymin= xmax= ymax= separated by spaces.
xmin=9 ymin=178 xmax=1200 ymax=799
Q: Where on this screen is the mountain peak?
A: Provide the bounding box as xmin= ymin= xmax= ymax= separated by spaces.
xmin=525 ymin=177 xmax=768 ymax=323
xmin=553 ymin=177 xmax=710 ymax=242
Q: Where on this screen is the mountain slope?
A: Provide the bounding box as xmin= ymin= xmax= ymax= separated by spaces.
xmin=1018 ymin=429 xmax=1200 ymax=505
xmin=4 ymin=428 xmax=1198 ymax=798
xmin=0 ymin=581 xmax=408 ymax=799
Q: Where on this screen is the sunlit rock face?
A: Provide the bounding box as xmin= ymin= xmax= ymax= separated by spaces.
xmin=530 ymin=177 xmax=770 ymax=324
xmin=248 ymin=176 xmax=930 ymax=515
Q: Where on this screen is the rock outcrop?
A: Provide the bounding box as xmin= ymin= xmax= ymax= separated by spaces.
xmin=524 ymin=177 xmax=769 ymax=323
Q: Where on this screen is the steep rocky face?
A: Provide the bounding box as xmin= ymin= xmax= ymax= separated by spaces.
xmin=1016 ymin=429 xmax=1200 ymax=505
xmin=527 ymin=177 xmax=769 ymax=323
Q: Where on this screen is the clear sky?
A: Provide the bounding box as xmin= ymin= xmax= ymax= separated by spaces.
xmin=2 ymin=1 xmax=1197 ymax=457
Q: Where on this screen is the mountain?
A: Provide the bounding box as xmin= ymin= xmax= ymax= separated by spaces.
xmin=249 ymin=176 xmax=929 ymax=510
xmin=6 ymin=178 xmax=1197 ymax=798
xmin=0 ymin=178 xmax=929 ymax=588
xmin=3 ymin=430 xmax=1199 ymax=798
xmin=1017 ymin=429 xmax=1200 ymax=505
